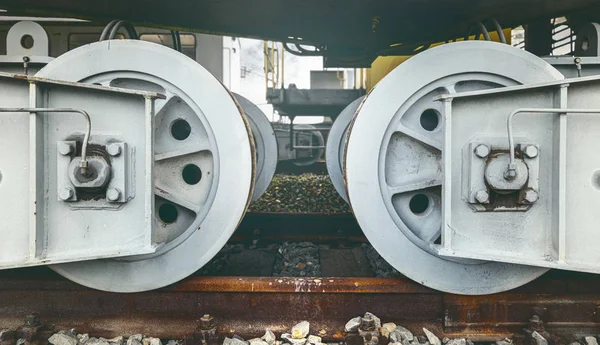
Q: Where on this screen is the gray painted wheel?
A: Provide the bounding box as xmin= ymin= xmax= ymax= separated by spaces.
xmin=233 ymin=93 xmax=277 ymax=202
xmin=37 ymin=40 xmax=255 ymax=292
xmin=326 ymin=96 xmax=364 ymax=202
xmin=345 ymin=41 xmax=563 ymax=294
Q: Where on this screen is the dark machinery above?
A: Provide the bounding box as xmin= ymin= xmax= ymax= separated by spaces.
xmin=3 ymin=0 xmax=600 ymax=66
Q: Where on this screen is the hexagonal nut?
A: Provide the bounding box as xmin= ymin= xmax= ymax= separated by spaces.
xmin=24 ymin=314 xmax=40 ymax=326
xmin=475 ymin=190 xmax=489 ymax=204
xmin=524 ymin=189 xmax=539 ymax=203
xmin=474 ymin=144 xmax=490 ymax=158
xmin=107 ymin=143 xmax=122 ymax=157
xmin=68 ymin=157 xmax=111 ymax=188
xmin=523 ymin=145 xmax=538 ymax=159
xmin=58 ymin=142 xmax=74 ymax=156
xmin=106 ymin=188 xmax=121 ymax=202
xmin=59 ymin=187 xmax=74 ymax=201
xmin=200 ymin=314 xmax=215 ymax=330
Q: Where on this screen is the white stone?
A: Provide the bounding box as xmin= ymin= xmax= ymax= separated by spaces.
xmin=50 ymin=333 xmax=78 ymax=345
xmin=344 ymin=317 xmax=362 ymax=332
xmin=381 ymin=323 xmax=397 ymax=338
xmin=531 ymin=332 xmax=547 ymax=345
xmin=262 ymin=330 xmax=276 ymax=345
xmin=281 ymin=334 xmax=306 ymax=345
xmin=108 ymin=337 xmax=124 ymax=345
xmin=85 ymin=338 xmax=110 ymax=345
xmin=78 ymin=334 xmax=90 ymax=345
xmin=307 ymin=336 xmax=321 ymax=345
xmin=291 ymin=321 xmax=310 ymax=339
xmin=446 ymin=339 xmax=466 ymax=345
xmin=422 ymin=328 xmax=441 ymax=345
xmin=585 ymin=337 xmax=598 ymax=345
xmin=390 ymin=327 xmax=413 ymax=342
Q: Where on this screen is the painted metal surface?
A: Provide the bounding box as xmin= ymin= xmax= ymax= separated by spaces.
xmin=439 ymin=75 xmax=600 ymax=273
xmin=233 ymin=93 xmax=277 ymax=202
xmin=344 ymin=41 xmax=564 ymax=295
xmin=0 ymin=21 xmax=54 ymax=74
xmin=34 ymin=40 xmax=254 ymax=292
xmin=325 ymin=96 xmax=363 ymax=202
xmin=0 ymin=72 xmax=161 ymax=269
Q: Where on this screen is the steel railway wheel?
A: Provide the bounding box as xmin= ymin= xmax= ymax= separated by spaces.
xmin=36 ymin=40 xmax=255 ymax=292
xmin=233 ymin=93 xmax=277 ymax=202
xmin=326 ymin=96 xmax=364 ymax=202
xmin=344 ymin=41 xmax=562 ymax=294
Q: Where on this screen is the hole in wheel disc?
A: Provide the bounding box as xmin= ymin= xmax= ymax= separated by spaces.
xmin=182 ymin=164 xmax=202 ymax=185
xmin=171 ymin=119 xmax=191 ymax=140
xmin=420 ymin=109 xmax=440 ymax=131
xmin=409 ymin=194 xmax=430 ymax=215
xmin=158 ymin=203 xmax=178 ymax=223
xmin=20 ymin=34 xmax=34 ymax=49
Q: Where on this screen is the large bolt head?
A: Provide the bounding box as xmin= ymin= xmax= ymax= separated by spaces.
xmin=523 ymin=145 xmax=538 ymax=159
xmin=58 ymin=142 xmax=73 ymax=156
xmin=524 ymin=189 xmax=539 ymax=203
xmin=475 ymin=190 xmax=489 ymax=204
xmin=106 ymin=188 xmax=121 ymax=202
xmin=107 ymin=143 xmax=122 ymax=157
xmin=59 ymin=187 xmax=74 ymax=201
xmin=474 ymin=144 xmax=490 ymax=158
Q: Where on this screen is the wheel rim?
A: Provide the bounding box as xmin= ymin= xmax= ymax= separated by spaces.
xmin=233 ymin=93 xmax=277 ymax=202
xmin=345 ymin=41 xmax=563 ymax=294
xmin=326 ymin=96 xmax=364 ymax=202
xmin=37 ymin=40 xmax=254 ymax=292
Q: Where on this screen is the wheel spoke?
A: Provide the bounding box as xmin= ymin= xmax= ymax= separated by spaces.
xmin=388 ymin=177 xmax=442 ymax=195
xmin=394 ymin=124 xmax=442 ymax=150
xmin=154 ymin=185 xmax=201 ymax=213
xmin=155 ymin=143 xmax=211 ymax=161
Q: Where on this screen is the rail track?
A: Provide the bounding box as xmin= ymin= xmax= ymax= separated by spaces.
xmin=0 ymin=212 xmax=599 ymax=345
xmin=0 ymin=268 xmax=599 ymax=345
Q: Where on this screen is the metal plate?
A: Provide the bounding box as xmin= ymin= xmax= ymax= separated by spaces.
xmin=438 ymin=75 xmax=600 ymax=273
xmin=326 ymin=96 xmax=363 ymax=202
xmin=345 ymin=41 xmax=563 ymax=294
xmin=0 ymin=73 xmax=161 ymax=269
xmin=233 ymin=93 xmax=277 ymax=202
xmin=36 ymin=40 xmax=254 ymax=292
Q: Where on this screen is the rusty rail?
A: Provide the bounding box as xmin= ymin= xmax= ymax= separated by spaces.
xmin=0 ymin=268 xmax=599 ymax=344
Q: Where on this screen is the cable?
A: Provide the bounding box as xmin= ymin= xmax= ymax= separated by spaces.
xmin=491 ymin=19 xmax=507 ymax=44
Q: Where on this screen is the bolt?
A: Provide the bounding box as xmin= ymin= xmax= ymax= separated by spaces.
xmin=199 ymin=314 xmax=215 ymax=330
xmin=106 ymin=188 xmax=121 ymax=202
xmin=24 ymin=314 xmax=40 ymax=327
xmin=360 ymin=316 xmax=376 ymax=331
xmin=58 ymin=142 xmax=73 ymax=156
xmin=474 ymin=144 xmax=490 ymax=158
xmin=523 ymin=145 xmax=538 ymax=159
xmin=475 ymin=190 xmax=489 ymax=204
xmin=59 ymin=187 xmax=73 ymax=201
xmin=107 ymin=143 xmax=121 ymax=157
xmin=524 ymin=189 xmax=539 ymax=204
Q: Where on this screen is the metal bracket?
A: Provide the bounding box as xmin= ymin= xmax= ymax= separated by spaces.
xmin=0 ymin=72 xmax=164 ymax=269
xmin=437 ymin=74 xmax=600 ymax=273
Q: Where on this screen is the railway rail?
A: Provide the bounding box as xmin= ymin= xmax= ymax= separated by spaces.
xmin=1 ymin=211 xmax=599 ymax=345
xmin=0 ymin=269 xmax=599 ymax=345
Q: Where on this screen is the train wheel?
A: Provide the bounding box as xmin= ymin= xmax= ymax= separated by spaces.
xmin=344 ymin=41 xmax=562 ymax=294
xmin=326 ymin=96 xmax=364 ymax=202
xmin=233 ymin=93 xmax=277 ymax=202
xmin=37 ymin=40 xmax=255 ymax=292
